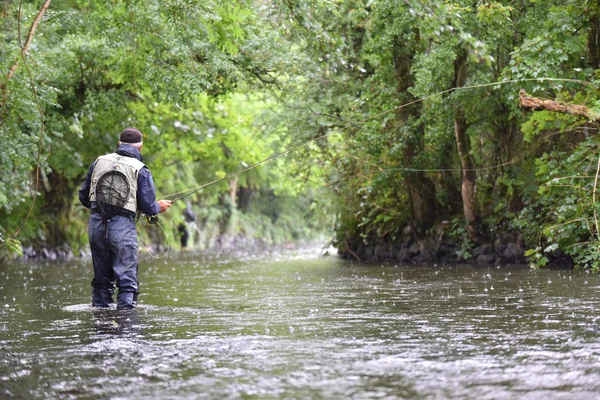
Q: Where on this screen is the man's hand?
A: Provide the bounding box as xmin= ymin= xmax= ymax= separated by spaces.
xmin=158 ymin=199 xmax=173 ymax=213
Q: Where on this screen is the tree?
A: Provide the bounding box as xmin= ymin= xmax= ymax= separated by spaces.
xmin=1 ymin=0 xmax=323 ymax=254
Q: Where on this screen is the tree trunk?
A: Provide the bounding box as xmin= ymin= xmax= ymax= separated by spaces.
xmin=237 ymin=185 xmax=256 ymax=211
xmin=40 ymin=170 xmax=77 ymax=248
xmin=228 ymin=176 xmax=237 ymax=204
xmin=588 ymin=8 xmax=600 ymax=70
xmin=438 ymin=140 xmax=462 ymax=219
xmin=392 ymin=36 xmax=436 ymax=233
xmin=454 ymin=49 xmax=484 ymax=243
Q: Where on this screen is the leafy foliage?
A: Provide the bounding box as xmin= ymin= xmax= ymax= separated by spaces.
xmin=1 ymin=0 xmax=599 ymax=269
xmin=0 ymin=0 xmax=328 ymax=257
xmin=268 ymin=0 xmax=599 ymax=266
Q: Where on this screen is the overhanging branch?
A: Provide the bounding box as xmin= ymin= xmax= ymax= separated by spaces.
xmin=6 ymin=0 xmax=52 ymax=82
xmin=519 ymin=89 xmax=594 ymax=120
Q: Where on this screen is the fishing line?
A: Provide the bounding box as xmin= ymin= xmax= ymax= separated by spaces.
xmin=161 ymin=77 xmax=593 ymax=201
xmin=383 ymin=158 xmax=521 ymax=173
xmin=164 ymin=131 xmax=333 ymax=202
xmin=379 ymin=120 xmax=598 ymax=174
xmin=137 ymin=219 xmax=170 ymax=259
xmin=355 ymin=77 xmax=593 ymax=125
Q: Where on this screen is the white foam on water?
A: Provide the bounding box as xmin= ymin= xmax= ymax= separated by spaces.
xmin=62 ymin=303 xmax=162 ymax=312
xmin=62 ymin=303 xmax=99 ymax=312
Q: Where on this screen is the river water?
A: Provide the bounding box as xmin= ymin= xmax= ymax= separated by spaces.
xmin=2 ymin=246 xmax=600 ymax=399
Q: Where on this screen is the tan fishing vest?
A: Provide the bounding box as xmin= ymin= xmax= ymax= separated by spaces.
xmin=89 ymin=152 xmax=145 ymax=213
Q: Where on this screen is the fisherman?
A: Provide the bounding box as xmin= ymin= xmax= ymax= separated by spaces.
xmin=177 ymin=223 xmax=189 ymax=249
xmin=79 ymin=127 xmax=172 ymax=309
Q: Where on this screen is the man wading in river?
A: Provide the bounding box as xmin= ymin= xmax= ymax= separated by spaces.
xmin=79 ymin=128 xmax=172 ymax=309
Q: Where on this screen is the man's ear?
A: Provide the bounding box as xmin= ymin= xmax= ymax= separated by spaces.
xmin=118 ymin=141 xmax=122 ymax=146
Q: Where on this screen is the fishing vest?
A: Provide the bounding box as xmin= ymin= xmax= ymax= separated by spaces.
xmin=89 ymin=152 xmax=145 ymax=213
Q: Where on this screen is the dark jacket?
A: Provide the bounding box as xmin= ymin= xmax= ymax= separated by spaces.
xmin=79 ymin=144 xmax=161 ymax=216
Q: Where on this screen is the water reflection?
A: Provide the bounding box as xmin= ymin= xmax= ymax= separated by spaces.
xmin=92 ymin=308 xmax=142 ymax=337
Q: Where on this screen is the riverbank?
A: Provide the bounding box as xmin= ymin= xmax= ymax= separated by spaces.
xmin=339 ymin=232 xmax=575 ymax=268
xmin=12 ymin=236 xmax=332 ymax=263
xmin=13 ymin=235 xmax=575 ymax=269
xmin=9 ymin=224 xmax=575 ymax=269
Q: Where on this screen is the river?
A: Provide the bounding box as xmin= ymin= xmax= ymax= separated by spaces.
xmin=2 ymin=246 xmax=600 ymax=399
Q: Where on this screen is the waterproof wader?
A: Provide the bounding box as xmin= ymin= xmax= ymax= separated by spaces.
xmin=89 ymin=213 xmax=139 ymax=309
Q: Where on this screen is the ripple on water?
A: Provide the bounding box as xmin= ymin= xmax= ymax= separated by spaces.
xmin=3 ymin=254 xmax=600 ymax=399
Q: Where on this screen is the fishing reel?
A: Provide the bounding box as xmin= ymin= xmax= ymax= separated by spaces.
xmin=135 ymin=212 xmax=159 ymax=225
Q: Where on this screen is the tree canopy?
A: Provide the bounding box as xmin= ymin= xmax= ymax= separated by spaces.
xmin=1 ymin=0 xmax=599 ymax=268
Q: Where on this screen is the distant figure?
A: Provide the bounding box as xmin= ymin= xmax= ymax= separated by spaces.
xmin=178 ymin=223 xmax=189 ymax=249
xmin=180 ymin=201 xmax=197 ymax=249
xmin=79 ymin=127 xmax=172 ymax=309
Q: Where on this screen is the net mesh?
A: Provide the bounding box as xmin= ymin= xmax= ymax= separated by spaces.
xmin=96 ymin=170 xmax=130 ymax=217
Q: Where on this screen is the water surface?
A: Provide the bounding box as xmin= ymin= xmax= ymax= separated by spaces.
xmin=2 ymin=247 xmax=600 ymax=399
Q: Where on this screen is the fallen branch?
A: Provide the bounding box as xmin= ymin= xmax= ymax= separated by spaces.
xmin=344 ymin=239 xmax=362 ymax=261
xmin=519 ymin=89 xmax=594 ymax=120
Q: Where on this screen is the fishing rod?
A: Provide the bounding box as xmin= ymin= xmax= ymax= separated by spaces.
xmin=172 ymin=132 xmax=334 ymax=202
xmin=128 ymin=76 xmax=600 ymax=225
xmin=141 ymin=131 xmax=334 ymax=224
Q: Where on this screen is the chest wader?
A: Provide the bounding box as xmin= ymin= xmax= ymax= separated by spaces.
xmin=89 ymin=154 xmax=144 ymax=309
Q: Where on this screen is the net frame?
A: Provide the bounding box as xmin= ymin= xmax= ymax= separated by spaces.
xmin=95 ymin=170 xmax=131 ymax=218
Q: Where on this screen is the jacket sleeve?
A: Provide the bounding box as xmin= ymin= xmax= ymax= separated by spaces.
xmin=137 ymin=167 xmax=161 ymax=216
xmin=78 ymin=162 xmax=95 ymax=209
